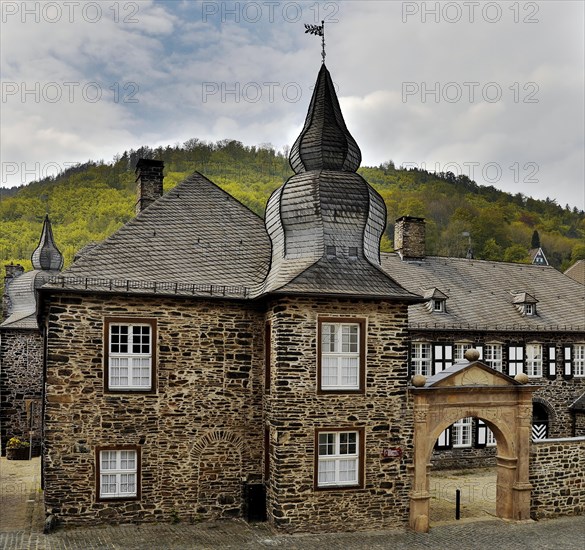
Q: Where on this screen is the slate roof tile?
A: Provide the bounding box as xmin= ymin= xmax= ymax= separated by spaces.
xmin=381 ymin=254 xmax=585 ymax=331
xmin=47 ymin=173 xmax=272 ymax=297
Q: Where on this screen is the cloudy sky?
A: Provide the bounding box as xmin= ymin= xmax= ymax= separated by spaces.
xmin=1 ymin=0 xmax=583 ymax=208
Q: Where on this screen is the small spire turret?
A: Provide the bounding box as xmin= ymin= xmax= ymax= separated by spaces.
xmin=31 ymin=215 xmax=64 ymax=271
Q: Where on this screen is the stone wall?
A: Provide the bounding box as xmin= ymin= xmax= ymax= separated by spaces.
xmin=431 ymin=444 xmax=497 ymax=470
xmin=43 ymin=292 xmax=265 ymax=526
xmin=264 ymin=296 xmax=413 ymax=533
xmin=530 ymin=437 xmax=585 ymax=519
xmin=0 ymin=329 xmax=43 ymax=454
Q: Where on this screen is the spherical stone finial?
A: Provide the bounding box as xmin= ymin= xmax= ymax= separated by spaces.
xmin=464 ymin=348 xmax=480 ymax=361
xmin=412 ymin=374 xmax=427 ymax=387
xmin=514 ymin=372 xmax=529 ymax=384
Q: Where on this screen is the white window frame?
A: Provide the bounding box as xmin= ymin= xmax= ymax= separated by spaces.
xmin=452 ymin=417 xmax=472 ymax=448
xmin=574 ymin=344 xmax=585 ymax=377
xmin=412 ymin=342 xmax=432 ymax=376
xmin=99 ymin=449 xmax=138 ymax=499
xmin=526 ymin=344 xmax=543 ymax=378
xmin=317 ymin=431 xmax=360 ymax=488
xmin=454 ymin=342 xmax=473 ymax=362
xmin=486 ymin=427 xmax=497 ymax=447
xmin=484 ymin=343 xmax=503 ymax=372
xmin=432 ymin=299 xmax=445 ymax=313
xmin=320 ymin=322 xmax=361 ymax=390
xmin=108 ymin=322 xmax=153 ymax=390
xmin=524 ymin=304 xmax=536 ymax=316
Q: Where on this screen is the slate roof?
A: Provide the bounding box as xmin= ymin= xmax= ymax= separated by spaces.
xmin=31 ymin=215 xmax=64 ymax=271
xmin=380 ymin=254 xmax=585 ymax=332
xmin=565 ymin=260 xmax=585 ymax=285
xmin=290 ymin=64 xmax=361 ymax=173
xmin=46 ymin=173 xmax=271 ymax=298
xmin=2 ymin=216 xmax=63 ymax=329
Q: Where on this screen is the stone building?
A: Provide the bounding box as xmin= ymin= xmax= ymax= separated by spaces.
xmin=40 ymin=64 xmax=423 ymax=531
xmin=383 ymin=216 xmax=585 ymax=466
xmin=0 ymin=215 xmax=63 ymax=454
xmin=37 ymin=62 xmax=584 ymax=531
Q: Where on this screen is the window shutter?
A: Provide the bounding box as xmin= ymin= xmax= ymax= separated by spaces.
xmin=508 ymin=345 xmax=524 ymax=376
xmin=475 ymin=419 xmax=487 ymax=448
xmin=475 ymin=344 xmax=483 ymax=360
xmin=546 ymin=346 xmax=557 ymax=379
xmin=435 ymin=427 xmax=452 ymax=450
xmin=563 ymin=346 xmax=573 ymax=379
xmin=433 ymin=344 xmax=453 ymax=374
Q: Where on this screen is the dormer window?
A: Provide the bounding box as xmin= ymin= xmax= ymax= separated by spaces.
xmin=512 ymin=291 xmax=538 ymax=317
xmin=326 ymin=245 xmax=336 ymax=258
xmin=423 ymin=288 xmax=449 ymax=314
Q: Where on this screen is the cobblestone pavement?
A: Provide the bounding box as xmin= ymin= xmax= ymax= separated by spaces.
xmin=1 ymin=458 xmax=583 ymax=550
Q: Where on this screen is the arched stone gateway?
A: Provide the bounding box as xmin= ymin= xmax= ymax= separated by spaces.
xmin=409 ymin=353 xmax=538 ymax=532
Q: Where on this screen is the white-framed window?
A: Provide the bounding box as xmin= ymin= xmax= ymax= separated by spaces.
xmin=106 ymin=320 xmax=154 ymax=391
xmin=319 ymin=321 xmax=363 ymax=391
xmin=452 ymin=417 xmax=472 ymax=448
xmin=484 ymin=344 xmax=503 ymax=372
xmin=98 ymin=449 xmax=139 ymax=499
xmin=432 ymin=299 xmax=445 ymax=313
xmin=412 ymin=342 xmax=432 ymax=376
xmin=574 ymin=344 xmax=585 ymax=377
xmin=486 ymin=427 xmax=497 ymax=446
xmin=317 ymin=431 xmax=361 ymax=488
xmin=508 ymin=345 xmax=524 ymax=376
xmin=454 ymin=343 xmax=473 ymax=362
xmin=526 ymin=344 xmax=543 ymax=377
xmin=524 ymin=303 xmax=536 ymax=316
xmin=476 ymin=419 xmax=497 ymax=448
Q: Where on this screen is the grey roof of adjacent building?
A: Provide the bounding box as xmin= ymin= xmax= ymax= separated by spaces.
xmin=565 ymin=259 xmax=585 ymax=285
xmin=381 ymin=254 xmax=585 ymax=332
xmin=45 ymin=173 xmax=272 ymax=298
xmin=2 ymin=216 xmax=63 ymax=330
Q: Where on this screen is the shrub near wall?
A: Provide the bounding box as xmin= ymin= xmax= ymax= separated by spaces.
xmin=529 ymin=438 xmax=585 ymax=519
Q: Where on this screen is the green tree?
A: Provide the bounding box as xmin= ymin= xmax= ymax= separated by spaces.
xmin=503 ymin=245 xmax=530 ymax=263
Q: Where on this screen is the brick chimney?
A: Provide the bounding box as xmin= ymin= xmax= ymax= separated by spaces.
xmin=394 ymin=216 xmax=426 ymax=260
xmin=135 ymin=159 xmax=164 ymax=215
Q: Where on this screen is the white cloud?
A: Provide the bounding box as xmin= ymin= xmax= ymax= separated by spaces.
xmin=0 ymin=0 xmax=583 ymax=209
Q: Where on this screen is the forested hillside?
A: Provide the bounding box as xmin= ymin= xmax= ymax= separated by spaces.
xmin=1 ymin=139 xmax=584 ymax=278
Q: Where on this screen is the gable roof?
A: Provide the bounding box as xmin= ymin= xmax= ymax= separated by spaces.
xmin=565 ymin=260 xmax=585 ymax=285
xmin=423 ymin=360 xmax=521 ymax=387
xmin=46 ymin=173 xmax=271 ymax=298
xmin=381 ymin=254 xmax=585 ymax=332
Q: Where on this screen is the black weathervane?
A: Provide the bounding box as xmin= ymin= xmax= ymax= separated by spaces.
xmin=305 ymin=20 xmax=325 ymax=63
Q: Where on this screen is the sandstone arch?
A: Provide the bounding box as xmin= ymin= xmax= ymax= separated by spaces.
xmin=409 ymin=360 xmax=538 ymax=532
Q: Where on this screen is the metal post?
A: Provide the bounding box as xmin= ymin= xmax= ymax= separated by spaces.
xmin=455 ymin=488 xmax=461 ymax=520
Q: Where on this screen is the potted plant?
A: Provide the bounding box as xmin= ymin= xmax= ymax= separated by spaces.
xmin=6 ymin=436 xmax=30 ymax=460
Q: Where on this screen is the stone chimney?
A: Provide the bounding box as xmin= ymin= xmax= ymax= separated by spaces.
xmin=135 ymin=159 xmax=164 ymax=215
xmin=394 ymin=216 xmax=425 ymax=260
xmin=5 ymin=263 xmax=24 ymax=279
